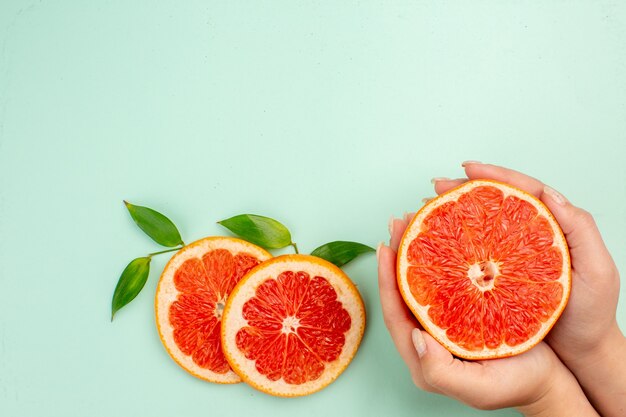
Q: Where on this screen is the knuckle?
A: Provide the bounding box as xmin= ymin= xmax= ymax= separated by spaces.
xmin=410 ymin=373 xmax=438 ymax=393
xmin=421 ymin=366 xmax=447 ymax=391
xmin=410 ymin=374 xmax=427 ymax=391
xmin=420 ymin=385 xmax=438 ymax=394
xmin=470 ymin=398 xmax=498 ymax=411
xmin=574 ymin=208 xmax=596 ymax=228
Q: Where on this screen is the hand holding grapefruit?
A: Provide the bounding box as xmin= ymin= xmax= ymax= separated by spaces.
xmin=431 ymin=162 xmax=625 ymax=417
xmin=380 ymin=229 xmax=594 ymax=415
xmin=379 ymin=162 xmax=623 ymax=416
xmin=397 ymin=179 xmax=571 ymax=359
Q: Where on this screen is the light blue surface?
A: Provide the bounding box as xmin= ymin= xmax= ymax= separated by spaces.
xmin=1 ymin=2 xmax=625 ymax=416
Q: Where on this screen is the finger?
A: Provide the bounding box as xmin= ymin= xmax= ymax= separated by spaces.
xmin=453 ymin=162 xmax=617 ymax=280
xmin=389 ymin=217 xmax=409 ymax=251
xmin=432 ymin=178 xmax=467 ymax=195
xmin=377 ymin=244 xmax=439 ymax=393
xmin=462 ymin=162 xmax=545 ymax=197
xmin=417 ymin=333 xmax=559 ymax=410
xmin=415 ymin=330 xmax=503 ymax=407
xmin=417 ymin=332 xmax=556 ymax=410
xmin=377 ymin=244 xmax=420 ymax=359
xmin=541 ymin=185 xmax=617 ymax=279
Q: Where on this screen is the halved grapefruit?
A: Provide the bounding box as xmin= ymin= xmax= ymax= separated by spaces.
xmin=221 ymin=254 xmax=366 ymax=397
xmin=155 ymin=237 xmax=271 ymax=383
xmin=397 ymin=179 xmax=571 ymax=359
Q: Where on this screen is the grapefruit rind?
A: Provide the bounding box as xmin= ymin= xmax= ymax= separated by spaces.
xmin=221 ymin=254 xmax=366 ymax=397
xmin=397 ymin=179 xmax=571 ymax=360
xmin=155 ymin=236 xmax=272 ymax=383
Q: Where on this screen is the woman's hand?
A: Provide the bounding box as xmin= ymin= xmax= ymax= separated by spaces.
xmin=376 ymin=161 xmax=624 ymax=416
xmin=429 ymin=162 xmax=625 ymax=417
xmin=430 ymin=162 xmax=622 ymax=363
xmin=379 ymin=240 xmax=595 ymax=415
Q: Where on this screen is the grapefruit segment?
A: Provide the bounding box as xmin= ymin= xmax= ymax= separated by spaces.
xmin=222 ymin=254 xmax=365 ymax=397
xmin=155 ymin=237 xmax=271 ymax=383
xmin=397 ymin=179 xmax=571 ymax=359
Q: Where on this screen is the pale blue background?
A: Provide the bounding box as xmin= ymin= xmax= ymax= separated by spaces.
xmin=1 ymin=1 xmax=625 ymax=416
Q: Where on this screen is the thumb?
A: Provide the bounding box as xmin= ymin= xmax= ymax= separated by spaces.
xmin=541 ymin=185 xmax=616 ymax=278
xmin=411 ymin=329 xmax=494 ymax=404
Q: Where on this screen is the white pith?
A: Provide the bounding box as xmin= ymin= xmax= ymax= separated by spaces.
xmin=222 ymin=255 xmax=366 ymax=396
xmin=281 ymin=316 xmax=301 ymax=334
xmin=467 ymin=261 xmax=499 ymax=292
xmin=155 ymin=237 xmax=271 ymax=383
xmin=397 ymin=180 xmax=571 ymax=359
xmin=214 ymin=296 xmax=227 ymax=320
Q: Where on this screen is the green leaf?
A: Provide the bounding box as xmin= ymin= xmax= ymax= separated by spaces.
xmin=218 ymin=214 xmax=292 ymax=249
xmin=310 ymin=241 xmax=375 ymax=267
xmin=111 ymin=257 xmax=151 ymax=320
xmin=124 ymin=201 xmax=184 ymax=247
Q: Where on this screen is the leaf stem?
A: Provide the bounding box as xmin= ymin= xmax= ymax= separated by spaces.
xmin=291 ymin=242 xmax=299 ymax=254
xmin=147 ymin=246 xmax=183 ymax=258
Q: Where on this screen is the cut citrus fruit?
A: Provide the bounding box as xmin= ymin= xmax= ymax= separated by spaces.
xmin=155 ymin=237 xmax=271 ymax=383
xmin=221 ymin=254 xmax=366 ymax=397
xmin=397 ymin=179 xmax=571 ymax=359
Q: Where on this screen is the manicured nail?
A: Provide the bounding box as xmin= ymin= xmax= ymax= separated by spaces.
xmin=376 ymin=242 xmax=384 ymax=262
xmin=543 ymin=185 xmax=567 ymax=206
xmin=461 ymin=160 xmax=483 ymax=167
xmin=430 ymin=177 xmax=450 ymax=184
xmin=412 ymin=328 xmax=427 ymax=358
xmin=388 ymin=215 xmax=395 ymax=236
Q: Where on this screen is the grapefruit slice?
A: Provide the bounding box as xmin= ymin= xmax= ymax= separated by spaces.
xmin=397 ymin=179 xmax=571 ymax=359
xmin=155 ymin=237 xmax=271 ymax=383
xmin=221 ymin=254 xmax=366 ymax=397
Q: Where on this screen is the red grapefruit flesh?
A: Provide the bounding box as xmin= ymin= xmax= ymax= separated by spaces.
xmin=221 ymin=254 xmax=366 ymax=396
xmin=397 ymin=179 xmax=571 ymax=359
xmin=155 ymin=237 xmax=271 ymax=383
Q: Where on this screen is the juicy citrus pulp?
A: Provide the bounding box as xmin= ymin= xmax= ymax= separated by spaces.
xmin=155 ymin=237 xmax=271 ymax=383
xmin=221 ymin=254 xmax=366 ymax=397
xmin=397 ymin=180 xmax=571 ymax=359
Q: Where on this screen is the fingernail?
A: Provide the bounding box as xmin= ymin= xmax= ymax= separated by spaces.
xmin=430 ymin=177 xmax=450 ymax=184
xmin=388 ymin=215 xmax=395 ymax=236
xmin=376 ymin=242 xmax=384 ymax=262
xmin=402 ymin=212 xmax=412 ymax=222
xmin=422 ymin=197 xmax=434 ymax=204
xmin=461 ymin=160 xmax=483 ymax=167
xmin=412 ymin=328 xmax=427 ymax=358
xmin=543 ymin=185 xmax=568 ymax=206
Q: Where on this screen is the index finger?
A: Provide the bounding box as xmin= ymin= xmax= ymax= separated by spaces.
xmin=432 ymin=163 xmax=548 ymax=197
xmin=462 ymin=162 xmax=546 ymax=197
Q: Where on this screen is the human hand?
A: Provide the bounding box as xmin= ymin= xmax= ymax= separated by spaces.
xmin=429 ymin=161 xmax=622 ymax=363
xmin=424 ymin=161 xmax=625 ymax=416
xmin=378 ymin=204 xmax=597 ymax=416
